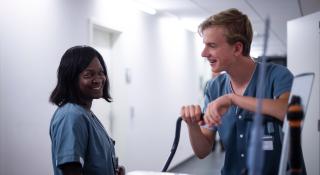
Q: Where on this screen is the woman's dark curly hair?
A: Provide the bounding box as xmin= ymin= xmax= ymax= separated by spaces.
xmin=49 ymin=45 xmax=112 ymax=106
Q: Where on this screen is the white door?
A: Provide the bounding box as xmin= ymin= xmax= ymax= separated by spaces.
xmin=89 ymin=20 xmax=129 ymax=166
xmin=92 ymin=46 xmax=113 ymax=134
xmin=287 ymin=11 xmax=320 ymax=175
xmin=89 ymin=20 xmax=121 ymax=136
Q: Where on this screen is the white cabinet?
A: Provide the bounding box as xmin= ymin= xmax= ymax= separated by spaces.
xmin=287 ymin=11 xmax=320 ymax=175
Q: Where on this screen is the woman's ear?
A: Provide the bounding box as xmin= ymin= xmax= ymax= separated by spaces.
xmin=233 ymin=41 xmax=244 ymax=57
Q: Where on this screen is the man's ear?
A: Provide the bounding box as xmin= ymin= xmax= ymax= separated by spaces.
xmin=233 ymin=41 xmax=244 ymax=56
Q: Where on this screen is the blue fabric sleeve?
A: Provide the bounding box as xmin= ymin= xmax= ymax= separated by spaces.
xmin=201 ymin=79 xmax=218 ymax=131
xmin=271 ymin=65 xmax=293 ymax=98
xmin=52 ymin=111 xmax=88 ymax=167
xmin=202 ymin=89 xmax=210 ymax=114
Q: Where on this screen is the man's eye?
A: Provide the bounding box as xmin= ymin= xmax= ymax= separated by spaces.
xmin=209 ymin=44 xmax=216 ymax=48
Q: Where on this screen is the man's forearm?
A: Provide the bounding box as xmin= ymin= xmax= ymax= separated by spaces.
xmin=188 ymin=124 xmax=214 ymax=159
xmin=228 ymin=92 xmax=290 ymax=121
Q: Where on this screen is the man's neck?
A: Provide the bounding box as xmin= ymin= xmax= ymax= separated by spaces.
xmin=228 ymin=56 xmax=256 ymax=92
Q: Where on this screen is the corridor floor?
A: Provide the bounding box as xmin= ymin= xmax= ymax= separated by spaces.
xmin=169 ymin=145 xmax=225 ymax=175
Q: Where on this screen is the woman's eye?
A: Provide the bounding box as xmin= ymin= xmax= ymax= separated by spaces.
xmin=83 ymin=72 xmax=92 ymax=78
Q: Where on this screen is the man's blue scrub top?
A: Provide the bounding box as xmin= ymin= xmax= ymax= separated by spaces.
xmin=203 ymin=62 xmax=293 ymax=175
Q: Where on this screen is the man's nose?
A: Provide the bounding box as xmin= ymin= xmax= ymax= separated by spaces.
xmin=201 ymin=46 xmax=209 ymax=58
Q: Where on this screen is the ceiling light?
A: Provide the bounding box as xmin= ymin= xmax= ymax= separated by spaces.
xmin=131 ymin=0 xmax=157 ymax=15
xmin=179 ymin=18 xmax=199 ymax=33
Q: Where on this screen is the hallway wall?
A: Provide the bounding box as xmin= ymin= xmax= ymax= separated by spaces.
xmin=0 ymin=0 xmax=210 ymax=174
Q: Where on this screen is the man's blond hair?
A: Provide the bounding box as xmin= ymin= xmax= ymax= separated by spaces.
xmin=198 ymin=8 xmax=253 ymax=56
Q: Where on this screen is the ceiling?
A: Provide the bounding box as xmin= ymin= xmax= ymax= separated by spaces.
xmin=133 ymin=0 xmax=320 ymax=57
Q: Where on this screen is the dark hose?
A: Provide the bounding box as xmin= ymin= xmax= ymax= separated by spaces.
xmin=162 ymin=114 xmax=204 ymax=172
xmin=162 ymin=117 xmax=183 ymax=172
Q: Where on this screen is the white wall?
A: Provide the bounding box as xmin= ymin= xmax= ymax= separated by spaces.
xmin=287 ymin=11 xmax=320 ymax=175
xmin=0 ymin=0 xmax=209 ymax=174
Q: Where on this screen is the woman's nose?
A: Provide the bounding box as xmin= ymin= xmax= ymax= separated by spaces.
xmin=92 ymin=77 xmax=102 ymax=84
xmin=92 ymin=78 xmax=99 ymax=84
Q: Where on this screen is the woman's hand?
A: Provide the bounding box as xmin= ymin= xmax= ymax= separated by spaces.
xmin=116 ymin=165 xmax=125 ymax=175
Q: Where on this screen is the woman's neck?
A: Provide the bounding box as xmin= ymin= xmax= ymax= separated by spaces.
xmin=78 ymin=99 xmax=92 ymax=110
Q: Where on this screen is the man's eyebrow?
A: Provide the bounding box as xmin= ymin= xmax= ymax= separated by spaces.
xmin=206 ymin=42 xmax=217 ymax=45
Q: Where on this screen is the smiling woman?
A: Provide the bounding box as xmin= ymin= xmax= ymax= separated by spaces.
xmin=49 ymin=46 xmax=124 ymax=175
xmin=78 ymin=57 xmax=107 ymax=105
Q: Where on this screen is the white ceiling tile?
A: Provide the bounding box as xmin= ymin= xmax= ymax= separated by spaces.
xmin=132 ymin=0 xmax=320 ymax=56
